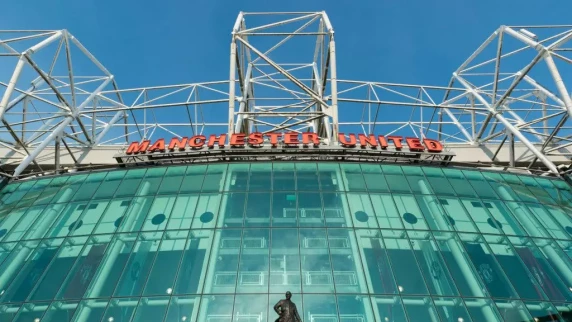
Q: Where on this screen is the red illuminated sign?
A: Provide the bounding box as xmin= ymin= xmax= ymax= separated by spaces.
xmin=125 ymin=132 xmax=443 ymax=154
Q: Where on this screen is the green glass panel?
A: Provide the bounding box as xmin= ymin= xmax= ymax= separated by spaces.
xmin=70 ymin=172 xmax=107 ymax=201
xmin=114 ymin=168 xmax=147 ymax=198
xmin=139 ymin=167 xmax=167 ymax=195
xmin=15 ymin=178 xmax=53 ymax=208
xmin=92 ymin=170 xmax=126 ymax=199
xmin=228 ymin=163 xmax=249 ymax=191
xmin=360 ymin=164 xmax=390 ymax=192
xmin=341 ymin=163 xmax=367 ymax=191
xmin=33 ymin=176 xmax=70 ymax=206
xmin=382 ymin=165 xmax=411 ymax=194
xmin=179 ymin=165 xmax=206 ymax=193
xmin=442 ymin=168 xmax=477 ymax=198
xmin=202 ymin=164 xmax=227 ymax=192
xmin=462 ymin=170 xmax=499 ymax=199
xmin=273 ymin=163 xmax=295 ymax=191
xmin=249 ymin=163 xmax=272 ymax=191
xmin=318 ymin=163 xmax=341 ymax=191
xmin=296 ymin=162 xmax=320 ymax=191
xmin=143 ymin=231 xmax=187 ymax=296
xmin=422 ymin=167 xmax=457 ymax=196
xmin=132 ymin=296 xmax=170 ymax=321
xmin=156 ymin=166 xmax=187 ymax=194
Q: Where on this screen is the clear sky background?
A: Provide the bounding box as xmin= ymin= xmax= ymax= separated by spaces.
xmin=2 ymin=0 xmax=569 ymax=89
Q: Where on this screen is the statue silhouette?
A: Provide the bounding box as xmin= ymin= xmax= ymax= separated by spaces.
xmin=274 ymin=291 xmax=302 ymax=322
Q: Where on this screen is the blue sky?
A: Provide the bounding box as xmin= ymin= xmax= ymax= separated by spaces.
xmin=2 ymin=0 xmax=569 ymax=89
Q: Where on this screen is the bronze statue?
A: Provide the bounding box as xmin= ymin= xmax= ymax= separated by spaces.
xmin=274 ymin=291 xmax=302 ymax=322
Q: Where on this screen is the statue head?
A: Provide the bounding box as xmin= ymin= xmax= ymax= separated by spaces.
xmin=285 ymin=291 xmax=292 ymax=299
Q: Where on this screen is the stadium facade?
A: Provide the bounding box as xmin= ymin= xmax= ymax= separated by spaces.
xmin=0 ymin=11 xmax=572 ymax=322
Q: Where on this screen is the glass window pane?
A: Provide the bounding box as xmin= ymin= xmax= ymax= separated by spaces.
xmin=302 ymin=294 xmax=337 ymax=322
xmin=318 ymin=163 xmax=341 ymax=191
xmin=463 ymin=298 xmax=504 ymax=322
xmin=372 ymin=296 xmax=408 ymax=322
xmin=526 ymin=203 xmax=570 ymax=239
xmin=272 ymin=192 xmax=297 ymax=227
xmin=166 ymin=194 xmax=200 ymax=230
xmin=401 ymin=296 xmax=439 ymax=322
xmin=165 ymin=295 xmax=200 ymax=322
xmin=191 ymin=193 xmax=222 ymax=229
xmin=117 ymin=196 xmax=154 ymax=233
xmin=433 ymin=232 xmax=489 ymax=298
xmin=16 ymin=178 xmax=53 ymax=207
xmin=298 ymin=192 xmax=324 ymax=227
xmin=462 ymin=170 xmax=498 ymax=199
xmin=328 ymin=229 xmax=366 ymax=293
xmin=458 ymin=233 xmax=518 ymax=299
xmin=28 ymin=237 xmax=88 ymax=301
xmin=202 ymin=164 xmax=227 ymax=192
xmin=341 ymin=163 xmax=367 ymax=191
xmin=270 ymin=228 xmax=301 ymax=294
xmin=383 ymin=235 xmax=429 ymax=295
xmin=11 ymin=302 xmax=48 ymax=322
xmin=92 ymin=170 xmax=126 ymax=199
xmin=494 ymin=299 xmax=533 ymax=322
xmin=228 ymin=163 xmax=249 ymax=191
xmin=42 ymin=300 xmax=79 ymax=322
xmin=101 ymin=297 xmax=138 ymax=322
xmin=3 ymin=206 xmax=43 ymax=242
xmin=482 ymin=235 xmax=547 ymax=300
xmin=461 ymin=199 xmax=508 ymax=235
xmin=56 ymin=235 xmax=112 ymax=300
xmin=140 ymin=167 xmax=168 ymax=195
xmin=83 ymin=233 xmax=137 ymax=298
xmin=201 ymin=295 xmax=234 ymax=321
xmin=0 ymin=239 xmax=62 ymax=303
xmin=236 ymin=229 xmax=270 ymax=293
xmin=179 ymin=165 xmax=206 ymax=193
xmin=141 ymin=196 xmax=177 ymax=231
xmin=3 ymin=181 xmax=41 ymax=206
xmin=222 ymin=192 xmax=246 ymax=228
xmin=536 ymin=177 xmax=572 ymax=207
xmin=337 ymin=295 xmax=375 ymax=322
xmin=113 ymin=232 xmax=163 ymax=297
xmin=71 ymin=200 xmax=111 ymax=236
xmin=114 ymin=169 xmax=146 ymax=198
xmin=524 ymin=301 xmax=565 ymax=322
xmin=422 ymin=167 xmax=457 ymax=196
xmin=500 ymin=173 xmax=538 ymax=203
xmin=346 ymin=193 xmax=379 ymax=228
xmin=354 ymin=229 xmax=398 ymax=295
xmin=393 ymin=195 xmax=429 ymax=230
xmin=402 ymin=166 xmax=433 ymax=194
xmin=370 ymin=194 xmax=403 ymax=229
xmin=92 ymin=199 xmax=131 ymax=234
xmin=244 ymin=192 xmax=271 ymax=227
xmin=273 ymin=163 xmax=295 ymax=191
xmin=296 ymin=163 xmax=320 ymax=190
xmin=234 ymin=294 xmax=268 ymax=321
xmin=209 ymin=230 xmax=241 ymax=294
xmin=33 ymin=176 xmax=70 ymax=206
xmin=300 ymin=228 xmax=334 ymax=293
xmin=382 ymin=165 xmax=411 ymax=194
xmin=132 ymin=296 xmax=170 ymax=322
xmin=44 ymin=202 xmax=86 ymax=238
xmin=436 ymin=197 xmax=478 ymax=233
xmin=174 ymin=231 xmax=214 ymax=295
xmin=143 ymin=231 xmax=188 ymax=296
xmin=360 ymin=164 xmax=390 ymax=192
xmin=442 ymin=168 xmax=477 ymax=198
xmin=71 ymin=299 xmax=108 ymax=322
xmin=156 ymin=166 xmax=187 ymax=194
xmin=249 ymin=163 xmax=272 ymax=191
xmin=70 ymin=172 xmax=106 ymax=201
xmin=407 ymin=231 xmax=459 ymax=296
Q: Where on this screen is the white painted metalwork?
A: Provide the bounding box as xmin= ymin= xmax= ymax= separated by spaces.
xmin=0 ymin=15 xmax=571 ymax=179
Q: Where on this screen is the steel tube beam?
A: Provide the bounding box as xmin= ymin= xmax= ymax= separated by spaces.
xmin=454 ymin=74 xmax=560 ymax=174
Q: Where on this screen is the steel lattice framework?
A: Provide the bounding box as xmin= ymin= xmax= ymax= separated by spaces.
xmin=0 ymin=13 xmax=571 ymax=180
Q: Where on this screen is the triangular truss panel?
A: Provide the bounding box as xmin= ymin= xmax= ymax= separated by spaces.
xmin=229 ymin=12 xmax=337 ymax=142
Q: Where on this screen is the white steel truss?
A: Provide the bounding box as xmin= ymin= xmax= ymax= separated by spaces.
xmin=0 ymin=14 xmax=570 ymax=179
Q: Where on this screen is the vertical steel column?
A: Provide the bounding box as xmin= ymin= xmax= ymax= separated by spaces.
xmin=329 ymin=38 xmax=339 ymax=143
xmin=229 ymin=40 xmax=237 ymax=136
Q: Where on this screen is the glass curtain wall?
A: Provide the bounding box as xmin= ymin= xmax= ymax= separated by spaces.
xmin=0 ymin=163 xmax=572 ymax=321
